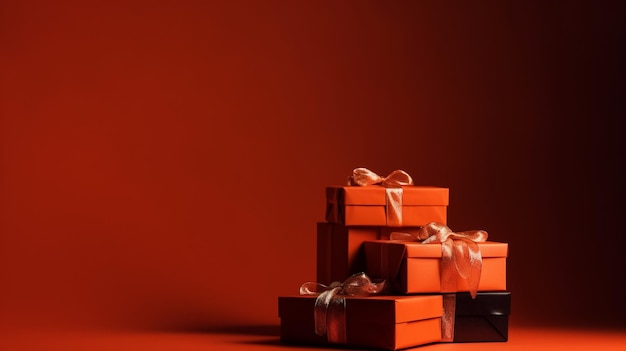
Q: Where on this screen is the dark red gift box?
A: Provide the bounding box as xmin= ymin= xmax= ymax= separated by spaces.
xmin=316 ymin=222 xmax=423 ymax=285
xmin=278 ymin=295 xmax=443 ymax=350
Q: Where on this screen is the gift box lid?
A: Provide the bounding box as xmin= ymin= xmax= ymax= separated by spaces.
xmin=279 ymin=295 xmax=443 ymax=323
xmin=454 ymin=291 xmax=511 ymax=316
xmin=365 ymin=240 xmax=508 ymax=258
xmin=327 ymin=186 xmax=449 ymax=206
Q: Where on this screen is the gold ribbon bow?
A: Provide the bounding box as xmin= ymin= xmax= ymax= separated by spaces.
xmin=299 ymin=272 xmax=385 ymax=344
xmin=348 ymin=168 xmax=414 ymax=227
xmin=390 ymin=222 xmax=488 ymax=298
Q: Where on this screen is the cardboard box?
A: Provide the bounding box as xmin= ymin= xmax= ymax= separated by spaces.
xmin=278 ymin=295 xmax=442 ymax=350
xmin=316 ymin=223 xmax=423 ymax=285
xmin=452 ymin=291 xmax=511 ymax=342
xmin=363 ymin=240 xmax=508 ymax=294
xmin=325 ymin=185 xmax=448 ymax=226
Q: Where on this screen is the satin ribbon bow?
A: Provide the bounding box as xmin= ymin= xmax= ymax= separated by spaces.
xmin=347 ymin=168 xmax=413 ymax=226
xmin=347 ymin=167 xmax=414 ymax=187
xmin=300 ymin=272 xmax=385 ymax=344
xmin=390 ymin=222 xmax=488 ymax=298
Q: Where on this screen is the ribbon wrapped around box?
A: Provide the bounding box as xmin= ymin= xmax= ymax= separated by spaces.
xmin=325 ymin=168 xmax=449 ymax=227
xmin=364 ymin=222 xmax=508 ymax=295
xmin=279 ymin=273 xmax=443 ymax=350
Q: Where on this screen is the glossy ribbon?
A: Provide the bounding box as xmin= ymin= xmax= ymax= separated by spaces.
xmin=299 ymin=272 xmax=385 ymax=344
xmin=441 ymin=294 xmax=456 ymax=342
xmin=347 ymin=168 xmax=413 ymax=227
xmin=390 ymin=222 xmax=488 ymax=298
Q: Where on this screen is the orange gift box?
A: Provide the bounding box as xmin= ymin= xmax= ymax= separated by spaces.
xmin=316 ymin=223 xmax=424 ymax=285
xmin=363 ymin=240 xmax=508 ymax=294
xmin=325 ymin=185 xmax=449 ymax=226
xmin=278 ymin=295 xmax=443 ymax=350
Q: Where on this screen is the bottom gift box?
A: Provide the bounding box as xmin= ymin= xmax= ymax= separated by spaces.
xmin=278 ymin=291 xmax=511 ymax=350
xmin=279 ymin=295 xmax=443 ymax=350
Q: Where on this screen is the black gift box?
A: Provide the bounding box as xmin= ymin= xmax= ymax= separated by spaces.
xmin=453 ymin=291 xmax=511 ymax=342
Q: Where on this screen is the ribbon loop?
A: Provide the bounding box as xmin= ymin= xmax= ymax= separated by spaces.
xmin=347 ymin=167 xmax=384 ymax=186
xmin=300 ymin=282 xmax=340 ymax=295
xmin=347 ymin=168 xmax=413 ymax=226
xmin=391 ymin=222 xmax=488 ymax=298
xmin=348 ymin=167 xmax=413 ymax=187
xmin=380 ymin=169 xmax=413 ymax=187
xmin=299 ymin=272 xmax=385 ymax=344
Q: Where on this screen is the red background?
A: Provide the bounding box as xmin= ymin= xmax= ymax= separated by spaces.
xmin=1 ymin=0 xmax=624 ymax=335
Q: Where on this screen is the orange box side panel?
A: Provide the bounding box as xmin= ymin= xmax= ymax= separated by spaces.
xmin=405 ymin=257 xmax=507 ymax=293
xmin=344 ymin=205 xmax=447 ymax=226
xmin=316 ymin=223 xmax=382 ymax=285
xmin=396 ymin=318 xmax=442 ymax=349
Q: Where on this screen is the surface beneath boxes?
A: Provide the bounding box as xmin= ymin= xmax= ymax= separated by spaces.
xmin=1 ymin=326 xmax=624 ymax=351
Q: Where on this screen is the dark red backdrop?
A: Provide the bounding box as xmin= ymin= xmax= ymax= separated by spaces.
xmin=1 ymin=0 xmax=624 ymax=332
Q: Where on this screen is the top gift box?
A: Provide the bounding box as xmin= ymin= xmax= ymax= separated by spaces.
xmin=325 ymin=168 xmax=449 ymax=227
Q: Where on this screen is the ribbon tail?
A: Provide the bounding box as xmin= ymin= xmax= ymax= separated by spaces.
xmin=441 ymin=293 xmax=456 ymax=342
xmin=423 ymin=224 xmax=485 ymax=297
xmin=440 ymin=238 xmax=457 ymax=292
xmin=452 ymin=238 xmax=482 ymax=298
xmin=314 ymin=288 xmax=337 ymax=336
xmin=325 ymin=294 xmax=347 ymax=344
xmin=467 ymin=242 xmax=482 ymax=299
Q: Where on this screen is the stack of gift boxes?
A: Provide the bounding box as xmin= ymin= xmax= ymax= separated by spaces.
xmin=278 ymin=169 xmax=511 ymax=350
